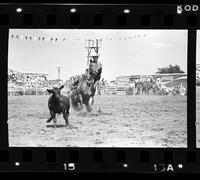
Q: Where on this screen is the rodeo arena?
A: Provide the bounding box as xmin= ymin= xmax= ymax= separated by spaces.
xmin=8 ymin=34 xmax=187 ymax=147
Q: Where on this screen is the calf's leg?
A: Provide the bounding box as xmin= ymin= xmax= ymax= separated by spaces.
xmin=53 ymin=117 xmax=57 ymax=128
xmin=63 ymin=109 xmax=69 ymax=126
xmin=49 ymin=111 xmax=56 ymax=128
xmin=47 ymin=116 xmax=53 ymax=123
xmin=47 ymin=111 xmax=54 ymax=123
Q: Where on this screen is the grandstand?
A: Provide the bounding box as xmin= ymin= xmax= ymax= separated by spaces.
xmin=8 ymin=68 xmax=62 ymax=96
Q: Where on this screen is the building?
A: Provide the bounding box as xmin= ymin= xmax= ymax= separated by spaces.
xmin=8 ymin=68 xmax=49 ymax=95
xmin=116 ymin=76 xmax=130 ymax=91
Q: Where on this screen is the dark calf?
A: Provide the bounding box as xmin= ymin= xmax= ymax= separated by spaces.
xmin=47 ymin=85 xmax=70 ymax=128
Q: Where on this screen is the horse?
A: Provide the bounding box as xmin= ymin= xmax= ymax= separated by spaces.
xmin=70 ymin=74 xmax=94 ymax=112
xmin=69 ymin=60 xmax=102 ymax=112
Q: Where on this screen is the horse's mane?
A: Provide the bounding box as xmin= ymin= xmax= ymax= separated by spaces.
xmin=80 ymin=74 xmax=88 ymax=80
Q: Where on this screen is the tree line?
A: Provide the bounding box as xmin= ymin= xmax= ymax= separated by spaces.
xmin=156 ymin=65 xmax=185 ymax=74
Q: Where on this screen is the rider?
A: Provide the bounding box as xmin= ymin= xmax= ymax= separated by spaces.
xmin=85 ymin=54 xmax=102 ymax=96
xmin=69 ymin=53 xmax=102 ymax=97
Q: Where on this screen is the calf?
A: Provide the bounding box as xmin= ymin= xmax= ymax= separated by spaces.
xmin=47 ymin=85 xmax=70 ymax=128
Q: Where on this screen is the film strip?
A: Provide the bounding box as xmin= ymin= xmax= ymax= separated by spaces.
xmin=0 ymin=3 xmax=199 ymax=173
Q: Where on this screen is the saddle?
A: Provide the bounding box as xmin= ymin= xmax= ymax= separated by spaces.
xmin=71 ymin=73 xmax=94 ymax=91
xmin=82 ymin=74 xmax=94 ymax=88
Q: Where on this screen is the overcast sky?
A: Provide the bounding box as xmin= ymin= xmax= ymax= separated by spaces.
xmin=8 ymin=29 xmax=187 ymax=81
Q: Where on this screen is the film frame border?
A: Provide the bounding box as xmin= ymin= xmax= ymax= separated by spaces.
xmin=0 ymin=4 xmax=198 ymax=173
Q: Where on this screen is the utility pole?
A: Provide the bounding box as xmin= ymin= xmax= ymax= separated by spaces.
xmin=56 ymin=66 xmax=62 ymax=86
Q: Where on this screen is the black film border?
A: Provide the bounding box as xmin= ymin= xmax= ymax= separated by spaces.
xmin=0 ymin=4 xmax=199 ymax=173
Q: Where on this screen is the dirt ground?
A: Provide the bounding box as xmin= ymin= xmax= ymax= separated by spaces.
xmin=8 ymin=94 xmax=187 ymax=147
xmin=196 ymin=86 xmax=200 ymax=147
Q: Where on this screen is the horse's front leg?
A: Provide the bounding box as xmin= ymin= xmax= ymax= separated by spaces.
xmin=93 ymin=81 xmax=98 ymax=89
xmin=86 ymin=96 xmax=94 ymax=112
xmin=90 ymin=81 xmax=98 ymax=97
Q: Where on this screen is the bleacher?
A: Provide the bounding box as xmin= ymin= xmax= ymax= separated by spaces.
xmin=8 ymin=69 xmax=53 ymax=96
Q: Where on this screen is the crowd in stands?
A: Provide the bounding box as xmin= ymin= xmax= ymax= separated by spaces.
xmin=8 ymin=69 xmax=58 ymax=96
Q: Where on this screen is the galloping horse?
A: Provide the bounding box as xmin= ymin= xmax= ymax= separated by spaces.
xmin=69 ymin=59 xmax=102 ymax=112
xmin=70 ymin=74 xmax=94 ymax=112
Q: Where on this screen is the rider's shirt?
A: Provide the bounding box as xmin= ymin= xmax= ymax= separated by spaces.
xmin=89 ymin=61 xmax=102 ymax=77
